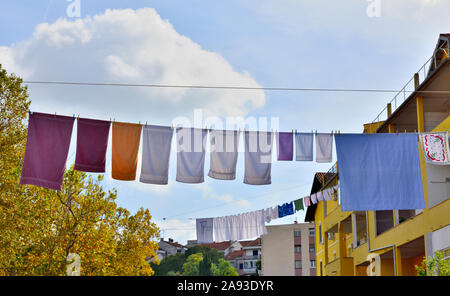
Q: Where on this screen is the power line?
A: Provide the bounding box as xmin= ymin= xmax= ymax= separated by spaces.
xmin=21 ymin=80 xmax=450 ymax=94
xmin=161 ymin=182 xmax=311 ymax=220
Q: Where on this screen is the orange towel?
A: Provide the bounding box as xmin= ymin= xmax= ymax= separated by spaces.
xmin=112 ymin=122 xmax=142 ymax=180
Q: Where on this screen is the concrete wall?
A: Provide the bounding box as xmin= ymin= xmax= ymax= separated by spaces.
xmin=261 ymin=223 xmax=315 ymax=276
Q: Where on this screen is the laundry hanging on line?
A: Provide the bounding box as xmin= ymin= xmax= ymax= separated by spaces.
xmin=140 ymin=125 xmax=174 ymax=185
xmin=20 ymin=111 xmax=341 ymax=191
xmin=335 ymin=133 xmax=425 ymax=211
xmin=74 ymin=118 xmax=111 ymax=173
xmin=197 ymin=193 xmax=310 ymax=242
xmin=20 ymin=112 xmax=74 ymax=190
xmin=419 ymin=131 xmax=450 ymax=165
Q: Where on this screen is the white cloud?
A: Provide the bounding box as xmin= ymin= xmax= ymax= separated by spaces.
xmin=155 ymin=218 xmax=196 ymax=245
xmin=198 ymin=183 xmax=252 ymax=210
xmin=0 ymin=8 xmax=265 ymax=124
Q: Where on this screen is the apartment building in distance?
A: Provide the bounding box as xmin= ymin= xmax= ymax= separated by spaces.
xmin=305 ymin=34 xmax=450 ymax=276
xmin=261 ymin=223 xmax=316 ymax=276
xmin=200 ymin=238 xmax=262 ymax=276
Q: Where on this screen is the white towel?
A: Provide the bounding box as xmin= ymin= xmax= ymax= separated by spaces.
xmin=311 ymin=193 xmax=318 ymax=204
xmin=295 ymin=132 xmax=314 ymax=161
xmin=264 ymin=206 xmax=279 ymax=223
xmin=244 ymin=131 xmax=273 ymax=185
xmin=316 ymin=133 xmax=333 ymax=163
xmin=214 ymin=216 xmax=229 ymax=242
xmin=323 ymin=188 xmax=332 ymax=201
xmin=317 ymin=191 xmax=324 ymax=202
xmin=208 ymin=130 xmax=240 ymax=180
xmin=196 ymin=218 xmax=214 ymax=244
xmin=140 ymin=125 xmax=173 ymax=185
xmin=176 ymin=128 xmax=207 ymax=183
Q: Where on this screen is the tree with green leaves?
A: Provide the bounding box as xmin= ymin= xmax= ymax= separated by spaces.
xmin=0 ymin=65 xmax=160 ymax=276
xmin=211 ymin=259 xmax=239 ymax=276
xmin=415 ymin=251 xmax=450 ymax=276
xmin=182 ymin=253 xmax=204 ymax=276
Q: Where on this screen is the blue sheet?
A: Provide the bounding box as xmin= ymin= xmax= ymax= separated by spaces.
xmin=335 ymin=133 xmax=425 ymax=211
xmin=278 ymin=202 xmax=294 ymax=218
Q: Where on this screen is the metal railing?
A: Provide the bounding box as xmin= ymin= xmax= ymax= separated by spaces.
xmin=371 ymin=41 xmax=449 ymax=125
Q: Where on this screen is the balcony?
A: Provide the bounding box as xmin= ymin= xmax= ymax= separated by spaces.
xmin=324 ymin=257 xmax=354 ymax=276
xmin=243 ymin=255 xmax=260 ymax=260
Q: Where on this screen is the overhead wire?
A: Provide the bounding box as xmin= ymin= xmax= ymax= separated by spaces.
xmin=21 ymin=80 xmax=450 ymax=94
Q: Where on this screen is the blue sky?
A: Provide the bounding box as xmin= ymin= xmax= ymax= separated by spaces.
xmin=1 ymin=0 xmax=449 ymax=244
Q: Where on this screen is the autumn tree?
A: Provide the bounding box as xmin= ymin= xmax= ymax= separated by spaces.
xmin=0 ymin=65 xmax=160 ymax=276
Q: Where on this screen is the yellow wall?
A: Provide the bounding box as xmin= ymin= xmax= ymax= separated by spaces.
xmin=313 ymin=113 xmax=450 ymax=276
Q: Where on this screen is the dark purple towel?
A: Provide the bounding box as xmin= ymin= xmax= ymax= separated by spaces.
xmin=20 ymin=112 xmax=75 ymax=190
xmin=277 ymin=132 xmax=293 ymax=161
xmin=74 ymin=118 xmax=111 ymax=173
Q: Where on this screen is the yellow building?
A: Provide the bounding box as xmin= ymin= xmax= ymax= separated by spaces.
xmin=305 ymin=34 xmax=450 ymax=276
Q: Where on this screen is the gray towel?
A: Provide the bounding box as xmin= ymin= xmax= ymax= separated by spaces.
xmin=176 ymin=128 xmax=207 ymax=183
xmin=295 ymin=132 xmax=314 ymax=161
xmin=196 ymin=218 xmax=214 ymax=244
xmin=244 ymin=131 xmax=273 ymax=185
xmin=140 ymin=125 xmax=173 ymax=185
xmin=316 ymin=133 xmax=333 ymax=163
xmin=208 ymin=130 xmax=240 ymax=180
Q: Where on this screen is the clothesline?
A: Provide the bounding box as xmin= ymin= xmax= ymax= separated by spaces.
xmin=28 ymin=110 xmax=425 ymax=135
xmin=22 ymin=80 xmax=450 ymax=94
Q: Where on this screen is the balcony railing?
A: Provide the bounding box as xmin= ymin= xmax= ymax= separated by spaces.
xmin=370 ymin=40 xmax=449 ymax=126
xmin=243 ymin=255 xmax=260 ymax=260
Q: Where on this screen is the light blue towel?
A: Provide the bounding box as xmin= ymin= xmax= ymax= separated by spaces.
xmin=335 ymin=133 xmax=425 ymax=211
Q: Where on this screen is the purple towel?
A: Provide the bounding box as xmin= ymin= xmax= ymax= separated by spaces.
xmin=20 ymin=112 xmax=75 ymax=190
xmin=277 ymin=132 xmax=293 ymax=161
xmin=74 ymin=118 xmax=111 ymax=173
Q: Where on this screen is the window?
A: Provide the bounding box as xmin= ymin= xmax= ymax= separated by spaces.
xmin=309 ymin=244 xmax=315 ymax=252
xmin=295 ymin=245 xmax=302 ymax=253
xmin=318 ymin=224 xmax=322 ymax=244
xmin=320 ymin=261 xmax=323 ymax=276
xmin=375 ymin=210 xmax=394 ymax=236
xmin=295 ymin=260 xmax=302 ymax=269
xmin=309 ymin=228 xmax=315 ymax=237
xmin=253 ymin=250 xmax=258 ymax=256
xmin=310 ymin=260 xmax=316 ymax=268
xmin=239 ymin=263 xmax=243 ymax=270
xmin=294 ymin=230 xmax=301 ymax=237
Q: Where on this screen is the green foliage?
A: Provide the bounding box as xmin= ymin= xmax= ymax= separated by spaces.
xmin=211 ymin=259 xmax=238 ymax=276
xmin=153 ymin=245 xmax=237 ymax=276
xmin=182 ymin=253 xmax=204 ymax=276
xmin=185 ymin=245 xmax=225 ymax=262
xmin=198 ymin=252 xmax=212 ymax=276
xmin=415 ymin=251 xmax=450 ymax=276
xmin=255 ymin=260 xmax=261 ymax=275
xmin=0 ymin=65 xmax=160 ymax=276
xmin=151 ymin=252 xmax=185 ymax=276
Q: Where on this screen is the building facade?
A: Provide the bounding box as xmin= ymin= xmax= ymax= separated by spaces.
xmin=201 ymin=239 xmax=262 ymax=275
xmin=261 ymin=223 xmax=316 ymax=276
xmin=305 ymin=34 xmax=450 ymax=276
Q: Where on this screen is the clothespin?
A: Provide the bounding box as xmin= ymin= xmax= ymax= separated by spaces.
xmin=295 ymin=129 xmax=297 ymax=135
xmin=145 ymin=121 xmax=148 ymax=126
xmin=77 ymin=114 xmax=79 ymax=119
xmin=54 ymin=112 xmax=57 ymax=117
xmin=315 ymin=130 xmax=318 ymax=135
xmin=73 ymin=114 xmax=75 ymax=119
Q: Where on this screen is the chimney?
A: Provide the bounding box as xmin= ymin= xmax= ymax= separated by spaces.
xmin=169 ymin=238 xmax=174 ymax=243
